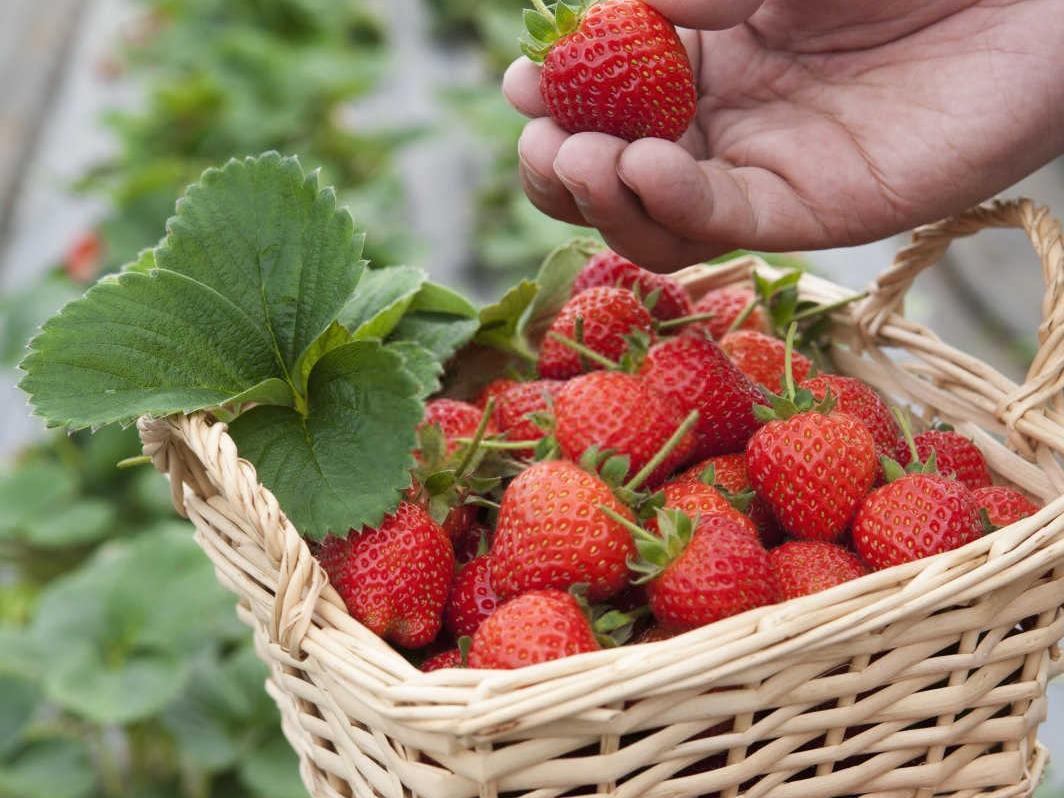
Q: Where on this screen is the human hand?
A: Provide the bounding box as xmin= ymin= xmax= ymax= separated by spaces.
xmin=504 ymin=0 xmax=1064 ymax=270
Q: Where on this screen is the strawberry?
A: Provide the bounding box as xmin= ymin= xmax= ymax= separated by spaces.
xmin=317 ymin=502 xmax=454 ymax=648
xmin=645 ymin=480 xmax=755 ymax=537
xmin=972 ymin=486 xmax=1040 ymax=528
xmin=572 ymin=250 xmax=693 ymax=321
xmin=476 ymin=377 xmax=519 ymax=409
xmin=522 ymin=0 xmax=696 ymax=143
xmin=422 ymin=648 xmax=464 ymax=672
xmin=554 ymin=371 xmax=696 ymax=488
xmin=440 ymin=503 xmax=477 ymax=542
xmin=538 ymin=286 xmax=654 ymax=379
xmin=721 ymin=330 xmax=812 ymax=391
xmin=445 ymin=554 xmax=500 ymax=638
xmin=801 ymin=374 xmax=900 ymax=459
xmin=623 ymin=510 xmax=777 ymax=631
xmin=468 ymin=589 xmax=600 ymax=669
xmin=852 ymin=473 xmax=981 ymax=569
xmin=65 ymin=231 xmax=103 ymax=283
xmin=746 ymin=330 xmax=877 ymax=542
xmin=676 ymin=454 xmax=781 ymax=547
xmin=688 ymin=286 xmax=768 ymax=340
xmin=639 ymin=335 xmax=766 ymax=459
xmin=419 ymin=398 xmax=497 ymax=457
xmin=899 ymin=429 xmax=991 ymax=490
xmin=494 ymin=379 xmax=564 ymax=456
xmin=490 ymin=460 xmax=636 ymax=601
xmin=769 ymin=541 xmax=868 ymax=601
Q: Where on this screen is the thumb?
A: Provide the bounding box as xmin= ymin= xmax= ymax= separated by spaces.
xmin=645 ymin=0 xmax=764 ymax=30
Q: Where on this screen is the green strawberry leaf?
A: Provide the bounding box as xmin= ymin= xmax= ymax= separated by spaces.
xmin=19 ymin=153 xmax=364 ymax=429
xmin=474 ymin=279 xmax=538 ymax=358
xmin=387 ymin=341 xmax=443 ymax=398
xmin=391 ymin=312 xmax=480 ymax=362
xmin=290 ymin=321 xmax=352 ymax=402
xmin=228 ymin=341 xmax=422 ymax=538
xmin=20 ymin=499 xmax=117 ymax=548
xmin=20 ymin=268 xmax=283 ymax=428
xmin=339 ymin=265 xmax=426 ymax=340
xmin=0 ymin=463 xmax=77 ymax=535
xmin=519 ymin=238 xmax=597 ymax=343
xmin=409 ymin=281 xmax=479 ymax=318
xmin=154 ymin=152 xmax=365 ymax=378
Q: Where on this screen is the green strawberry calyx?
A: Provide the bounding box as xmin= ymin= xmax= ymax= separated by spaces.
xmin=598 ymin=505 xmax=696 ymax=584
xmin=568 ymin=583 xmax=648 ymax=647
xmin=521 ymin=0 xmax=591 ymax=64
xmin=694 ymin=463 xmax=755 ymax=514
xmin=752 ymin=323 xmax=836 ymax=423
xmin=880 ymin=407 xmax=940 ymax=482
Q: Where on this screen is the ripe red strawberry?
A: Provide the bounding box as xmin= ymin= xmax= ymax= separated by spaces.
xmin=494 ymin=379 xmax=564 ymax=456
xmin=468 ymin=589 xmax=600 ymax=669
xmin=572 ymin=250 xmax=693 ymax=321
xmin=853 ymin=473 xmax=981 ymax=569
xmin=440 ymin=503 xmax=476 ymax=542
xmin=476 ymin=377 xmax=519 ymax=409
xmin=721 ymin=330 xmax=812 ymax=391
xmin=491 ymin=460 xmax=636 ymax=601
xmin=688 ymin=286 xmax=768 ymax=340
xmin=747 ymin=408 xmax=877 ymax=542
xmin=639 ymin=335 xmax=766 ymax=459
xmin=675 ymin=454 xmax=781 ymax=547
xmin=632 ymin=511 xmax=778 ymax=631
xmin=645 ymin=481 xmax=754 ymax=537
xmin=65 ymin=230 xmax=103 ymax=282
xmin=422 ymin=648 xmax=463 ymax=672
xmin=523 ymin=0 xmax=697 ymax=143
xmin=972 ymin=486 xmax=1040 ymax=528
xmin=317 ymin=502 xmax=454 ymax=648
xmin=900 ymin=429 xmax=991 ymax=490
xmin=445 ymin=555 xmax=500 ymax=638
xmin=554 ymin=371 xmax=695 ymax=487
xmin=419 ymin=398 xmax=497 ymax=457
xmin=538 ymin=286 xmax=654 ymax=379
xmin=769 ymin=541 xmax=868 ymax=601
xmin=801 ymin=375 xmax=900 ymax=459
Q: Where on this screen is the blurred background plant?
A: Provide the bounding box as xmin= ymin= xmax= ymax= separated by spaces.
xmin=0 ymin=0 xmax=1061 ymax=796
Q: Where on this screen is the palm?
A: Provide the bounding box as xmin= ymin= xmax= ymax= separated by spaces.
xmin=504 ymin=0 xmax=1064 ymax=267
xmin=682 ymin=0 xmax=1060 ymax=243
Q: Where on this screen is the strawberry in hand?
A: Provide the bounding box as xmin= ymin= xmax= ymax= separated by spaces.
xmin=521 ymin=0 xmax=696 ymax=143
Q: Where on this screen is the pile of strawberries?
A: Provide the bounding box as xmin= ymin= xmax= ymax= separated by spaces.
xmin=316 ymin=251 xmax=1043 ymax=672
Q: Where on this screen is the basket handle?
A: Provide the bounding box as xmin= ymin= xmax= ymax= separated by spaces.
xmin=854 ymin=198 xmax=1064 ymax=407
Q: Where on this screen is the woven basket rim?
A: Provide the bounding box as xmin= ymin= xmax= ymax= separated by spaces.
xmin=138 ymin=197 xmax=1064 ymax=739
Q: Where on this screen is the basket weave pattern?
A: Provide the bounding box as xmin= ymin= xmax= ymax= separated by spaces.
xmin=140 ymin=199 xmax=1064 ymax=798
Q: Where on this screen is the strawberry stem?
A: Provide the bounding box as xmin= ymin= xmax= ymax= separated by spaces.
xmin=790 ymin=291 xmax=868 ymax=323
xmin=783 ymin=322 xmax=798 ymax=399
xmin=546 ymin=331 xmax=620 ymax=370
xmin=726 ymin=297 xmax=759 ymax=335
xmin=597 ymin=504 xmax=659 ymax=545
xmin=623 ymin=409 xmax=699 ymax=491
xmin=655 ymin=310 xmax=715 ymax=331
xmin=893 ymin=406 xmax=920 ymax=464
xmin=456 ymin=438 xmax=542 ymax=450
xmin=530 ymin=0 xmax=556 ymax=24
xmin=454 ymin=398 xmax=496 ymax=479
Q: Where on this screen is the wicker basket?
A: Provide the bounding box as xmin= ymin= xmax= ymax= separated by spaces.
xmin=139 ymin=198 xmax=1064 ymax=798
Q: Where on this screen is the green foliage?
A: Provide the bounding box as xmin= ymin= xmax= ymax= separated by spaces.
xmin=22 ymin=153 xmax=468 ymax=539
